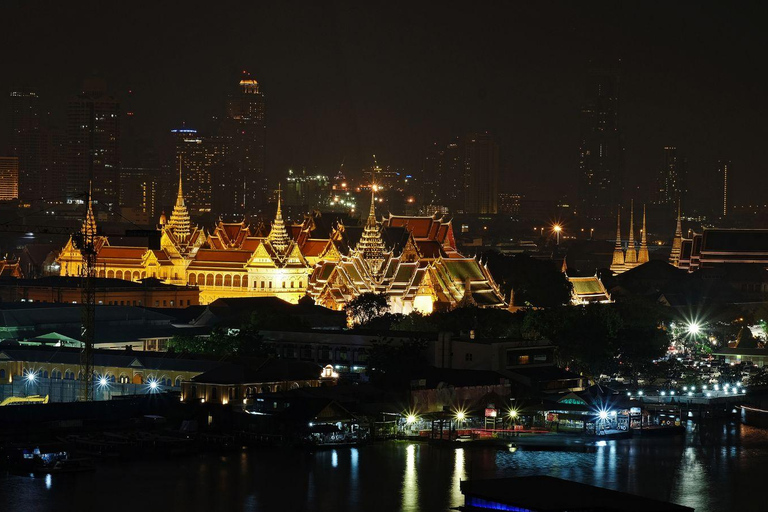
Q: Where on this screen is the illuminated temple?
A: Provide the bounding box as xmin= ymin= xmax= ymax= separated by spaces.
xmin=58 ymin=177 xmax=505 ymax=312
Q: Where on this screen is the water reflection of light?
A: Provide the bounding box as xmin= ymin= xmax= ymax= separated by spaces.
xmin=351 ymin=448 xmax=359 ymax=481
xmin=450 ymin=448 xmax=467 ymax=507
xmin=45 ymin=473 xmax=52 ymax=490
xmin=402 ymin=444 xmax=418 ymax=511
xmin=331 ymin=449 xmax=338 ymax=468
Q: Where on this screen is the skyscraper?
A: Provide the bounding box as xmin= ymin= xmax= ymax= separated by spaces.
xmin=421 ymin=142 xmax=444 ymax=201
xmin=66 ymin=78 xmax=120 ymax=204
xmin=463 ymin=132 xmax=499 ymax=214
xmin=716 ymin=159 xmax=730 ymax=217
xmin=119 ymin=167 xmax=159 ymax=224
xmin=577 ymin=65 xmax=624 ymax=221
xmin=0 ymin=157 xmax=20 ymax=200
xmin=656 ymin=146 xmax=687 ymax=208
xmin=444 ymin=137 xmax=464 ymax=213
xmin=173 ymin=128 xmax=228 ymax=213
xmin=9 ymin=89 xmax=42 ymax=202
xmin=223 ymin=74 xmax=266 ymax=212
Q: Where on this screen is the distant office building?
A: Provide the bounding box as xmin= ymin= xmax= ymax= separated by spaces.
xmin=9 ymin=89 xmax=42 ymax=202
xmin=716 ymin=159 xmax=730 ymax=217
xmin=498 ymin=193 xmax=522 ymax=216
xmin=422 ymin=142 xmax=445 ymax=201
xmin=173 ymin=129 xmax=228 ymax=214
xmin=444 ymin=138 xmax=464 ymax=212
xmin=285 ymin=169 xmax=330 ymax=210
xmin=655 ymin=146 xmax=687 ymax=208
xmin=463 ymin=132 xmax=499 ymax=214
xmin=0 ymin=157 xmax=19 ymax=200
xmin=119 ymin=167 xmax=159 ymax=224
xmin=223 ymin=74 xmax=266 ymax=211
xmin=577 ymin=66 xmax=624 ymax=221
xmin=66 ymin=78 xmax=121 ymax=204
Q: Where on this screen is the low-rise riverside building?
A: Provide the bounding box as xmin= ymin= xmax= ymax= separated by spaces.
xmin=181 ymin=359 xmax=338 ymax=405
xmin=0 ymin=346 xmax=218 ymax=402
xmin=0 ymin=276 xmax=199 ymax=308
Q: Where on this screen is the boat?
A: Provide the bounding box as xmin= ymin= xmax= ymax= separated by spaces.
xmin=33 ymin=458 xmax=96 ymax=475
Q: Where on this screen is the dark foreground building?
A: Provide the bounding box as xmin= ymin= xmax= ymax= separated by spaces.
xmin=460 ymin=476 xmax=694 ymax=512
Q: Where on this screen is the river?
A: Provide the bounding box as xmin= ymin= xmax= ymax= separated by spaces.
xmin=2 ymin=421 xmax=765 ymax=511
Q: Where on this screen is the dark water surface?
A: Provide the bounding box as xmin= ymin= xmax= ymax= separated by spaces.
xmin=3 ymin=421 xmax=766 ymax=512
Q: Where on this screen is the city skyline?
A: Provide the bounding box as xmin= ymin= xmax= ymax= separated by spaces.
xmin=2 ymin=2 xmax=768 ymax=208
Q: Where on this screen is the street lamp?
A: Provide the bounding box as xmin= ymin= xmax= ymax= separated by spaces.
xmin=553 ymin=224 xmax=562 ymax=245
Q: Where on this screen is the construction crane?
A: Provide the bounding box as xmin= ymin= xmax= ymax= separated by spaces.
xmin=71 ymin=186 xmax=97 ymax=401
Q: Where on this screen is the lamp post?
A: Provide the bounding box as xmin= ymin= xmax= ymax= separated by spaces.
xmin=553 ymin=224 xmax=562 ymax=245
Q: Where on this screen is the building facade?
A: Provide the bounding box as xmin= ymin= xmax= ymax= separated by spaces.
xmin=0 ymin=157 xmax=19 ymax=200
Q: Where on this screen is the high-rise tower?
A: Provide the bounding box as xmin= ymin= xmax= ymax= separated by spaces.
xmin=223 ymin=73 xmax=266 ymax=212
xmin=9 ymin=89 xmax=42 ymax=202
xmin=656 ymin=146 xmax=687 ymax=208
xmin=66 ymin=78 xmax=120 ymax=204
xmin=463 ymin=132 xmax=499 ymax=214
xmin=716 ymin=160 xmax=730 ymax=217
xmin=577 ymin=65 xmax=624 ymax=221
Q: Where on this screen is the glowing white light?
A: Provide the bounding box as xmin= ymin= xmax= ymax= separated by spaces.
xmin=687 ymin=322 xmax=701 ymax=335
xmin=98 ymin=377 xmax=108 ymax=387
xmin=455 ymin=411 xmax=466 ymax=421
xmin=509 ymin=409 xmax=518 ymax=419
xmin=406 ymin=414 xmax=417 ymax=425
xmin=598 ymin=410 xmax=608 ymax=420
xmin=638 ymin=390 xmax=644 ymax=396
xmin=149 ymin=380 xmax=158 ymax=390
xmin=26 ymin=371 xmax=36 ymax=383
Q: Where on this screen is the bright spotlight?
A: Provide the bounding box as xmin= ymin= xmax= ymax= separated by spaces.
xmin=598 ymin=410 xmax=608 ymax=420
xmin=686 ymin=322 xmax=701 ymax=335
xmin=509 ymin=409 xmax=518 ymax=419
xmin=26 ymin=371 xmax=37 ymax=383
xmin=98 ymin=377 xmax=108 ymax=387
xmin=455 ymin=410 xmax=466 ymax=422
xmin=148 ymin=379 xmax=158 ymax=390
xmin=406 ymin=414 xmax=417 ymax=425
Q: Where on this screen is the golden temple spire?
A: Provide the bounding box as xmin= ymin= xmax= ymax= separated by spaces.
xmin=82 ymin=180 xmax=97 ymax=239
xmin=625 ymin=200 xmax=638 ymax=265
xmin=356 ymin=184 xmax=387 ymax=275
xmin=638 ymin=204 xmax=650 ymax=263
xmin=268 ymin=183 xmax=291 ymax=253
xmin=168 ymin=158 xmax=191 ymax=241
xmin=610 ymin=207 xmax=625 ymax=271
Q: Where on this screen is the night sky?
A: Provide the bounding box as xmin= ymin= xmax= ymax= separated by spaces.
xmin=2 ymin=1 xmax=768 ymax=204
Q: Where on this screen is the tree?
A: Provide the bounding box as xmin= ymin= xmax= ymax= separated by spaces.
xmin=345 ymin=292 xmax=390 ymax=327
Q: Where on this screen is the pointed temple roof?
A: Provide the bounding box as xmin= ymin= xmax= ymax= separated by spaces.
xmin=638 ymin=204 xmax=649 ymax=263
xmin=625 ymin=199 xmax=637 ymax=264
xmin=168 ymin=160 xmax=191 ymax=242
xmin=355 ymin=187 xmax=387 ymax=272
xmin=82 ymin=181 xmax=97 ymax=240
xmin=267 ymin=185 xmax=291 ymax=253
xmin=610 ymin=208 xmax=625 ymax=270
